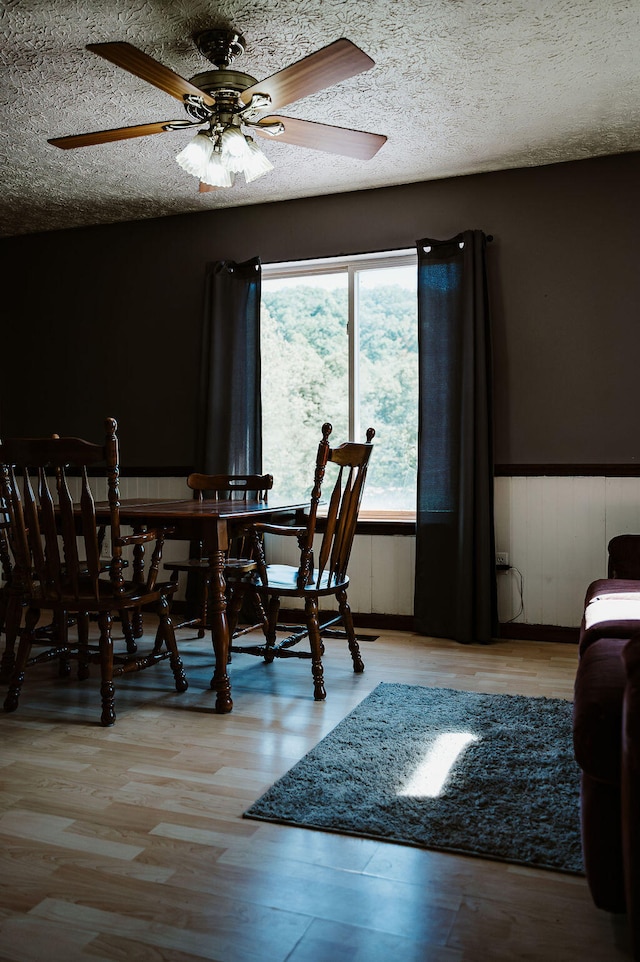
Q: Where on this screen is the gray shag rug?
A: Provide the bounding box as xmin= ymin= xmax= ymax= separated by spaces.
xmin=244 ymin=682 xmax=583 ymax=874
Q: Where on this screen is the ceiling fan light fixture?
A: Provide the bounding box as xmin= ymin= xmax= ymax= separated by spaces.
xmin=243 ymin=136 xmax=273 ymax=183
xmin=175 ymin=130 xmax=213 ymax=178
xmin=175 ymin=124 xmax=269 ymax=187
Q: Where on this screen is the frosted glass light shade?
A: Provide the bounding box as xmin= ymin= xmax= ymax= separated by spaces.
xmin=175 ymin=132 xmax=213 ymax=178
xmin=201 ymin=149 xmax=235 ymax=188
xmin=220 ymin=126 xmax=253 ymax=172
xmin=243 ymin=137 xmax=273 ymax=183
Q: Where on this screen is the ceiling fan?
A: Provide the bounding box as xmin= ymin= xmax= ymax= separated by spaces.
xmin=48 ymin=28 xmax=387 ymax=191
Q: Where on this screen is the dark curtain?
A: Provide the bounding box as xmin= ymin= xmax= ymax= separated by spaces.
xmin=414 ymin=230 xmax=497 ymax=644
xmin=195 ymin=257 xmax=262 ymax=475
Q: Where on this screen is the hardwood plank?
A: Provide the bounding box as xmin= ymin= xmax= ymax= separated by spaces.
xmin=286 ymin=917 xmax=463 ymax=962
xmin=0 ymin=624 xmax=630 ymax=960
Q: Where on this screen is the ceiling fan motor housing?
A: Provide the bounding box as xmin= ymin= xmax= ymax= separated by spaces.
xmin=188 ymin=70 xmax=257 ymax=95
xmin=185 ymin=70 xmax=260 ymax=125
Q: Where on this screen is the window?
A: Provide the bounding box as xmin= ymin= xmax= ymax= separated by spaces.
xmin=261 ymin=250 xmax=418 ymax=518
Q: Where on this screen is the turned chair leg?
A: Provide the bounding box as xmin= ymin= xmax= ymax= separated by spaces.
xmin=77 ymin=613 xmax=91 ymax=680
xmin=226 ymin=590 xmax=245 ymax=661
xmin=121 ymin=611 xmax=138 ymax=655
xmin=305 ymin=596 xmax=326 ymax=701
xmin=156 ymin=595 xmax=188 ymax=692
xmin=98 ymin=611 xmax=116 ymax=727
xmin=0 ymin=591 xmax=6 ymax=637
xmin=198 ymin=576 xmax=208 ymax=639
xmin=0 ymin=593 xmax=22 ymax=684
xmin=337 ymin=588 xmax=364 ymax=674
xmin=263 ymin=596 xmax=281 ymax=664
xmin=251 ymin=590 xmax=268 ymax=633
xmin=54 ymin=613 xmax=72 ymax=678
xmin=4 ymin=605 xmax=39 ymax=714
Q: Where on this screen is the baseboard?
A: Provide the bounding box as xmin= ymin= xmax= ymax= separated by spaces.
xmin=171 ymin=601 xmax=578 ymax=644
xmin=253 ymin=608 xmax=416 ymax=633
xmin=259 ymin=612 xmax=579 ymax=643
xmin=498 ymin=622 xmax=579 ymax=644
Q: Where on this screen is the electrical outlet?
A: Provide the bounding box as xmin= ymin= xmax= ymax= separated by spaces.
xmin=496 ymin=551 xmax=509 ymax=568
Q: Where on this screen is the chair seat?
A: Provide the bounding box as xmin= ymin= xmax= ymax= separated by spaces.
xmin=30 ymin=578 xmax=178 ymax=612
xmin=164 ymin=557 xmax=257 ymax=575
xmin=245 ymin=564 xmax=350 ymax=597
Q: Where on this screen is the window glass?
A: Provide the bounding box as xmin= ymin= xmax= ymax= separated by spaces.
xmin=261 ymin=254 xmax=417 ymax=516
xmin=357 ymin=264 xmax=418 ymax=512
xmin=261 ymin=272 xmax=348 ymax=502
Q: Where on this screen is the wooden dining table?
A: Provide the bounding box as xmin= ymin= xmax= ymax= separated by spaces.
xmin=101 ymin=496 xmax=309 ymax=714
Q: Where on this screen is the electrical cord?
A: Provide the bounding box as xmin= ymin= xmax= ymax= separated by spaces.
xmin=499 ymin=565 xmax=524 ymax=623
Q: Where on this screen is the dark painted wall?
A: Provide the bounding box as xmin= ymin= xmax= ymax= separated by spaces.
xmin=2 ymin=151 xmax=639 ymax=467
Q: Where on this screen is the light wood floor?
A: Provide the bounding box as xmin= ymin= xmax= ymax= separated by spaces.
xmin=0 ymin=620 xmax=632 ymax=961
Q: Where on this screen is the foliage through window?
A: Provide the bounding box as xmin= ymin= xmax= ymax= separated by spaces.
xmin=261 ymin=251 xmax=418 ymax=517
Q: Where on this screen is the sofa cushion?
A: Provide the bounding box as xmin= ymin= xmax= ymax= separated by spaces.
xmin=579 ymin=583 xmax=640 ymax=655
xmin=573 ymin=637 xmax=626 ymax=783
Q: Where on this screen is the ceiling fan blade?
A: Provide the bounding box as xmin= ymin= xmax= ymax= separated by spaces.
xmin=86 ymin=42 xmax=215 ymax=106
xmin=241 ymin=38 xmax=375 ymax=111
xmin=255 ymin=116 xmax=386 ymax=160
xmin=48 ymin=120 xmax=188 ymax=149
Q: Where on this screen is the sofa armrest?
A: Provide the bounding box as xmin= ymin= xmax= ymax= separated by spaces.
xmin=622 ymin=632 xmax=640 ymax=954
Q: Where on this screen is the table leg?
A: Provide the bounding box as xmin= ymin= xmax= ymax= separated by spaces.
xmin=207 ymin=548 xmax=233 ymax=713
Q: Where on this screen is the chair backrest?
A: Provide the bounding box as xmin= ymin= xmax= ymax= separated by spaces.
xmin=187 ymin=473 xmax=273 ymax=561
xmin=0 ymin=417 xmax=124 ymax=604
xmin=298 ymin=422 xmax=375 ymax=589
xmin=187 ymin=473 xmax=273 ymax=502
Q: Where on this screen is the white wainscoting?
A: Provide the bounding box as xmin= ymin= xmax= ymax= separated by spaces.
xmin=495 ymin=476 xmax=640 ymax=629
xmin=264 ymin=530 xmax=416 ymax=617
xmin=248 ymin=475 xmax=640 ymax=626
xmin=23 ymin=475 xmax=640 ymax=627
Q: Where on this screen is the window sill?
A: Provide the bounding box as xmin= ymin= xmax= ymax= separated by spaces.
xmin=358 ymin=509 xmax=415 ymax=523
xmin=316 ymin=510 xmax=416 ymax=536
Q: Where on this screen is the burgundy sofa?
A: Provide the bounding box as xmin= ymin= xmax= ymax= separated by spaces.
xmin=573 ymin=538 xmax=640 ymax=956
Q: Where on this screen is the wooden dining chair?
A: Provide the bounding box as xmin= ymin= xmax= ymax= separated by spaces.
xmin=0 ymin=417 xmax=188 ymax=726
xmin=227 ymin=423 xmax=375 ymax=700
xmin=163 ymin=473 xmax=273 ymax=638
xmin=0 ymin=434 xmax=136 ymax=684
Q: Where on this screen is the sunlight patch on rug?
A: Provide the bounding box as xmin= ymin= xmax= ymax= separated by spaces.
xmin=398 ymin=731 xmax=481 ymax=798
xmin=244 ymin=682 xmax=583 ymax=874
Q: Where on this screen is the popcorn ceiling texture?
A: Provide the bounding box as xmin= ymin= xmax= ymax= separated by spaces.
xmin=2 ymin=0 xmax=639 ymax=237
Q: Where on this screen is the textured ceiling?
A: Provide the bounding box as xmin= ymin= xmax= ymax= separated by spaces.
xmin=2 ymin=0 xmax=639 ymax=237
